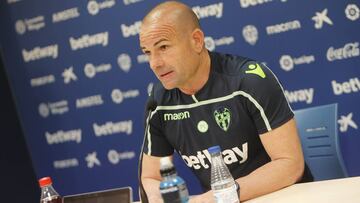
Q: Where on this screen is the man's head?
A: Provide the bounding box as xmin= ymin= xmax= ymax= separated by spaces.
xmin=139 ymin=1 xmax=209 ymax=91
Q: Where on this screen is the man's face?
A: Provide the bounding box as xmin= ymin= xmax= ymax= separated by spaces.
xmin=140 ymin=21 xmax=199 ymax=90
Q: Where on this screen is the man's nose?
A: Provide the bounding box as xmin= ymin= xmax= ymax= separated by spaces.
xmin=149 ymin=53 xmax=164 ymax=70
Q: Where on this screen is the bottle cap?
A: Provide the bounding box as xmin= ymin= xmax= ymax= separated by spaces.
xmin=160 ymin=157 xmax=173 ymax=169
xmin=39 ymin=177 xmax=53 ymax=187
xmin=208 ymin=145 xmax=221 ymax=154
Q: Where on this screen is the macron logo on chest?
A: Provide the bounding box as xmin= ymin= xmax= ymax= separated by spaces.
xmin=164 ymin=111 xmax=190 ymax=121
xmin=181 ymin=143 xmax=248 ymax=170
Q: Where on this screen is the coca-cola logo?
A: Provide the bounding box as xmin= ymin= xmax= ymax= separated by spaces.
xmin=327 ymin=42 xmax=359 ymax=62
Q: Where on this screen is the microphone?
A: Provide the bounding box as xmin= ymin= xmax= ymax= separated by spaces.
xmin=138 ymin=100 xmax=157 ymax=203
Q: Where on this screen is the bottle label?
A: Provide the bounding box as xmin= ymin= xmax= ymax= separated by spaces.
xmin=160 ymin=186 xmax=181 ymax=203
xmin=213 ymin=184 xmax=239 ymax=203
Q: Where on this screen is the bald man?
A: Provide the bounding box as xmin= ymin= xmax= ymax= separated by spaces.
xmin=139 ymin=1 xmax=312 ymax=203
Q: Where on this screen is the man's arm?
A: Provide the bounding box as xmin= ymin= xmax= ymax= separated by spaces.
xmin=142 ymin=154 xmax=173 ymax=203
xmin=190 ymin=118 xmax=304 ymax=203
xmin=236 ymin=118 xmax=304 ymax=201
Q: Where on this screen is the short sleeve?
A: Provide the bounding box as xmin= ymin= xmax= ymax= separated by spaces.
xmin=240 ymin=61 xmax=294 ymax=134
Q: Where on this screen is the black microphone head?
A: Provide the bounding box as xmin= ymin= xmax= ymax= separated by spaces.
xmin=146 ymin=100 xmax=158 ymax=111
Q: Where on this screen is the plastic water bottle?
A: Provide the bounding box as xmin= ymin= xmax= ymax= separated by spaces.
xmin=159 ymin=157 xmax=189 ymax=203
xmin=39 ymin=177 xmax=62 ymax=203
xmin=209 ymin=146 xmax=240 ymax=203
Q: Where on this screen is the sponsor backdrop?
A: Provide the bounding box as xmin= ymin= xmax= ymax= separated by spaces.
xmin=0 ymin=0 xmax=359 ymax=200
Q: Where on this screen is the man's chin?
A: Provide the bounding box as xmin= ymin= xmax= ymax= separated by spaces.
xmin=161 ymin=82 xmax=176 ymax=90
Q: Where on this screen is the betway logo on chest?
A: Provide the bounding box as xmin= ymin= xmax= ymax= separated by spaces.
xmin=192 ymin=2 xmax=223 ymax=19
xmin=164 ymin=111 xmax=190 ymax=121
xmin=69 ymin=31 xmax=108 ymax=51
xmin=181 ymin=143 xmax=248 ymax=170
xmin=284 ymin=88 xmax=314 ymax=104
xmin=93 ymin=120 xmax=133 ymax=136
xmin=22 ymin=44 xmax=58 ymax=63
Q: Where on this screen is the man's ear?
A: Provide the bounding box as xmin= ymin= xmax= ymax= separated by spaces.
xmin=191 ymin=28 xmax=205 ymax=53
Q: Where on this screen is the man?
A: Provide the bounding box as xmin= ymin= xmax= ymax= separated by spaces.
xmin=139 ymin=1 xmax=312 ymax=202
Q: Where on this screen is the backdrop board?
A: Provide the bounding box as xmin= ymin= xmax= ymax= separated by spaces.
xmin=0 ymin=0 xmax=359 ymax=201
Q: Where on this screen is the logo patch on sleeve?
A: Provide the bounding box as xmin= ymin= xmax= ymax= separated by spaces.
xmin=245 ymin=63 xmax=266 ymax=78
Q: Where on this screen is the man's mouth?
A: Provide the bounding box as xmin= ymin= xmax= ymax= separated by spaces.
xmin=160 ymin=71 xmax=174 ymax=78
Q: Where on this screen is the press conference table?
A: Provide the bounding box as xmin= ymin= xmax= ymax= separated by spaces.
xmin=245 ymin=176 xmax=360 ymax=203
xmin=135 ymin=176 xmax=360 ymax=203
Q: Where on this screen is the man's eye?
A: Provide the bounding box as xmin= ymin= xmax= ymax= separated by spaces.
xmin=160 ymin=45 xmax=168 ymax=51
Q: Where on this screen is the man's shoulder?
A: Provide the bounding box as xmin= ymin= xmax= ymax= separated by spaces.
xmin=210 ymin=51 xmax=254 ymax=76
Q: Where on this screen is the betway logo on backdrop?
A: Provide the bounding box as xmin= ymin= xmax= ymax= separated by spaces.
xmin=108 ymin=149 xmax=135 ymax=165
xmin=192 ymin=2 xmax=223 ymax=19
xmin=38 ymin=100 xmax=69 ymax=118
xmin=84 ymin=63 xmax=112 ymax=78
xmin=123 ymin=0 xmax=143 ymax=6
xmin=30 ymin=74 xmax=55 ymax=87
xmin=204 ymin=36 xmax=235 ymax=51
xmin=327 ymin=42 xmax=359 ymax=62
xmin=239 ymin=0 xmax=274 ymax=8
xmin=76 ymin=94 xmax=104 ymax=109
xmin=22 ymin=44 xmax=58 ymax=63
xmin=121 ymin=20 xmax=141 ymax=38
xmin=181 ymin=143 xmax=248 ymax=170
xmin=69 ymin=31 xmax=108 ymax=51
xmin=332 ymin=77 xmax=360 ymax=96
xmin=45 ymin=129 xmax=82 ymax=145
xmin=53 ymin=158 xmax=79 ymax=169
xmin=266 ymin=20 xmax=301 ymax=35
xmin=52 ymin=7 xmax=80 ymax=23
xmin=15 ymin=15 xmax=45 ymax=35
xmin=284 ymin=88 xmax=314 ymax=104
xmin=93 ymin=120 xmax=133 ymax=136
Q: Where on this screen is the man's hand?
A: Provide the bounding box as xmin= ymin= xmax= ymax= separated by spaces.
xmin=189 ymin=190 xmax=214 ymax=203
